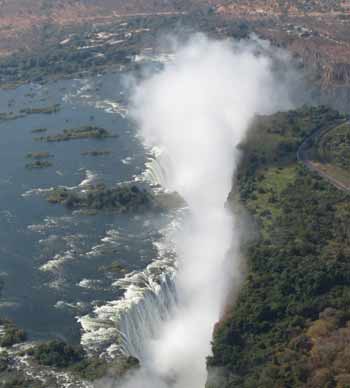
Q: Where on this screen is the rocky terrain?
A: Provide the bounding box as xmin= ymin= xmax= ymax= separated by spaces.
xmin=214 ymin=1 xmax=350 ymax=109
xmin=0 ymin=0 xmax=350 ymax=109
xmin=0 ymin=0 xmax=197 ymax=56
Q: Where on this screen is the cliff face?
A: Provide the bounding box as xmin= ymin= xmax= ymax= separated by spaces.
xmin=1 ymin=0 xmax=350 ymax=106
xmin=324 ymin=63 xmax=350 ymax=86
xmin=213 ymin=1 xmax=350 ymax=111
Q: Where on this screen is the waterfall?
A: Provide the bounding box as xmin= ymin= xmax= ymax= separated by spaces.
xmin=78 ymin=174 xmax=183 ymax=362
xmin=117 ymin=271 xmax=178 ymax=359
xmin=77 ymin=35 xmax=294 ymax=388
xmin=78 ymin=255 xmax=178 ymax=361
xmin=142 ymin=147 xmax=173 ymax=189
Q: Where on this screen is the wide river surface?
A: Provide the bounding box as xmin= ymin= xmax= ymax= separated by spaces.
xmin=0 ymin=71 xmax=168 ymax=345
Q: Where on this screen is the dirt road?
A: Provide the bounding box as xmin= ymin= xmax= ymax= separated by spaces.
xmin=297 ymin=121 xmax=350 ymax=192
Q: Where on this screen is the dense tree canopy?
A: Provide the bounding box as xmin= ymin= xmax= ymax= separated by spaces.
xmin=208 ymin=106 xmax=350 ymax=388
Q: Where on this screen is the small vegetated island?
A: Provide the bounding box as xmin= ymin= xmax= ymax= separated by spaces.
xmin=47 ymin=183 xmax=185 ymax=214
xmin=81 ymin=150 xmax=112 ymax=156
xmin=26 ymin=127 xmax=115 ymax=169
xmin=35 ymin=126 xmax=117 ymax=142
xmin=20 ymin=104 xmax=60 ymax=115
xmin=47 ymin=184 xmax=157 ymax=212
xmin=0 ymin=104 xmax=61 ymax=124
xmin=26 ymin=152 xmax=53 ymax=169
xmin=31 ymin=128 xmax=48 ymax=133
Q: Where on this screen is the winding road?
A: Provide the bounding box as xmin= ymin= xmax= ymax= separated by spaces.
xmin=297 ymin=120 xmax=350 ymax=192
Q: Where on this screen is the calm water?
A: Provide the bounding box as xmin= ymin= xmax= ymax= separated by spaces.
xmin=0 ymin=72 xmax=164 ymax=343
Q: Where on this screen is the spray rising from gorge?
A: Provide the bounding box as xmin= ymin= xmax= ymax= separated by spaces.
xmin=109 ymin=34 xmax=294 ymax=387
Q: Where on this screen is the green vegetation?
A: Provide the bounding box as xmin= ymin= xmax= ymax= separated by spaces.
xmin=0 ymin=12 xmax=249 ymax=86
xmin=317 ymin=122 xmax=350 ymax=169
xmin=81 ymin=150 xmax=112 ymax=156
xmin=0 ymin=112 xmax=25 ymax=121
xmin=0 ymin=105 xmax=58 ymax=124
xmin=70 ymin=355 xmax=138 ymax=381
xmin=99 ymin=261 xmax=128 ymax=274
xmin=31 ymin=128 xmax=48 ymax=133
xmin=25 ymin=160 xmax=52 ymax=169
xmin=47 ymin=184 xmax=157 ymax=212
xmin=0 ymin=322 xmax=26 ymax=348
xmin=107 ymin=356 xmax=140 ymax=378
xmin=208 ymin=106 xmax=350 ymax=387
xmin=0 ymin=323 xmax=38 ymax=387
xmin=28 ymin=340 xmax=84 ymax=368
xmin=69 ymin=356 xmax=108 ymax=380
xmin=26 ymin=151 xmax=52 ymax=159
xmin=0 ymin=376 xmax=43 ymax=388
xmin=26 ymin=151 xmax=53 ymax=169
xmin=47 ymin=183 xmax=186 ymax=214
xmin=20 ymin=104 xmax=60 ymax=115
xmin=26 ymin=340 xmax=138 ymax=382
xmin=300 ymin=119 xmax=350 ymax=190
xmin=0 ymin=284 xmax=26 ymax=350
xmin=0 ymin=352 xmax=9 ymax=372
xmin=35 ymin=126 xmax=116 ymax=142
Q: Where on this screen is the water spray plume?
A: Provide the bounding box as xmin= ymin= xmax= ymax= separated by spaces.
xmin=113 ymin=33 xmax=293 ymax=388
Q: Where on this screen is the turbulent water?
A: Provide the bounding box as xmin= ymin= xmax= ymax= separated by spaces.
xmin=78 ymin=143 xmax=185 ymax=361
xmin=0 ymin=65 xmax=177 ymax=349
xmin=79 ymin=211 xmax=180 ymax=361
xmin=0 ymin=55 xmax=190 ymax=388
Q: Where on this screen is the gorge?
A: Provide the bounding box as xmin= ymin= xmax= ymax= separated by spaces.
xmin=92 ymin=34 xmax=295 ymax=387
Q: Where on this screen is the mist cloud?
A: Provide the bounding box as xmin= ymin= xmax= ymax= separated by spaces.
xmin=114 ymin=33 xmax=294 ymax=388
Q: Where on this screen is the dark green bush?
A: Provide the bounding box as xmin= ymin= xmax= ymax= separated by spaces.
xmin=30 ymin=340 xmax=85 ymax=368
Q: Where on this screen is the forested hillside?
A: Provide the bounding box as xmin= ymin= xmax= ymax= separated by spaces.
xmin=208 ymin=106 xmax=350 ymax=387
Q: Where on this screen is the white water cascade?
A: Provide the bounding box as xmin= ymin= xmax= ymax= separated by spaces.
xmin=79 ymin=34 xmax=293 ymax=388
xmin=116 ymin=269 xmax=177 ymax=359
xmin=142 ymin=147 xmax=173 ymax=189
xmin=78 ymin=213 xmax=181 ymax=361
xmin=79 ymin=150 xmax=182 ymax=362
xmin=122 ymin=35 xmax=292 ymax=388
